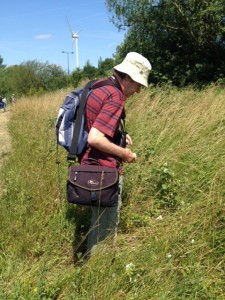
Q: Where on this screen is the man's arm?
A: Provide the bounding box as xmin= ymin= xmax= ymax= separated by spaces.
xmin=88 ymin=127 xmax=136 ymax=163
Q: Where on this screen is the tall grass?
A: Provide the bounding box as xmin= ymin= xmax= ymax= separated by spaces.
xmin=0 ymin=84 xmax=224 ymax=299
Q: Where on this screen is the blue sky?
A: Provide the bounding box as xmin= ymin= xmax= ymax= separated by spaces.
xmin=0 ymin=0 xmax=125 ymax=73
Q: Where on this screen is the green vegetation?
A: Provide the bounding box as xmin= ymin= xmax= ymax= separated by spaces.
xmin=2 ymin=1 xmax=225 ymax=98
xmin=0 ymin=60 xmax=67 ymax=98
xmin=0 ymin=84 xmax=224 ymax=299
xmin=107 ymin=0 xmax=225 ymax=85
xmin=0 ymin=57 xmax=114 ymax=99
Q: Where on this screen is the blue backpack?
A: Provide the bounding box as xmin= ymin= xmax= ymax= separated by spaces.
xmin=56 ymin=79 xmax=119 ymax=161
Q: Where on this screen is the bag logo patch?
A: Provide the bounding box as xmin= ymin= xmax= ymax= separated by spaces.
xmin=88 ymin=179 xmax=99 ymax=186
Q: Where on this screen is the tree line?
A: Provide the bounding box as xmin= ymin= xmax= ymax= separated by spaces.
xmin=0 ymin=56 xmax=114 ymax=99
xmin=106 ymin=0 xmax=225 ymax=86
xmin=1 ymin=0 xmax=225 ymax=98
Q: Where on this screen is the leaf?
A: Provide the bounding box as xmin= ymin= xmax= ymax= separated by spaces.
xmin=162 ymin=184 xmax=168 ymax=190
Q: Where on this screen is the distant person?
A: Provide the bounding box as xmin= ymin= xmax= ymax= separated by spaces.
xmin=9 ymin=94 xmax=15 ymax=105
xmin=0 ymin=96 xmax=5 ymax=112
xmin=2 ymin=97 xmax=7 ymax=112
xmin=79 ymin=52 xmax=152 ymax=258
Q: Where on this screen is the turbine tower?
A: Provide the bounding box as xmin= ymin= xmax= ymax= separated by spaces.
xmin=67 ymin=17 xmax=80 ymax=69
xmin=73 ymin=30 xmax=79 ymax=69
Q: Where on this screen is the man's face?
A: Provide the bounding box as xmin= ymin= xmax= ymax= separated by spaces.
xmin=125 ymin=79 xmax=142 ymax=98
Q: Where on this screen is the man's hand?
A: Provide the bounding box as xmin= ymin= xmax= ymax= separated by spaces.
xmin=121 ymin=148 xmax=137 ymax=163
xmin=88 ymin=127 xmax=137 ymax=163
xmin=126 ymin=134 xmax=133 ymax=146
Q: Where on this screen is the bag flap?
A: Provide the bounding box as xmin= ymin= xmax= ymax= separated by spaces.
xmin=68 ymin=165 xmax=118 ymax=190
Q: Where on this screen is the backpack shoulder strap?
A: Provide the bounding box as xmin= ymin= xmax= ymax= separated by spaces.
xmin=91 ymin=77 xmax=121 ymax=91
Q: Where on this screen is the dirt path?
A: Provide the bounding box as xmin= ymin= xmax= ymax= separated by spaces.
xmin=0 ymin=110 xmax=11 ymax=170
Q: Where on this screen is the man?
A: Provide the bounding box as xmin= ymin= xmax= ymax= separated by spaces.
xmin=80 ymin=52 xmax=152 ymax=257
xmin=0 ymin=96 xmax=6 ymax=112
xmin=9 ymin=94 xmax=15 ymax=105
xmin=2 ymin=97 xmax=7 ymax=112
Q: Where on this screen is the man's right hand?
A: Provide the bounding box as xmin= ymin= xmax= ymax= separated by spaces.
xmin=88 ymin=127 xmax=137 ymax=163
xmin=122 ymin=148 xmax=137 ymax=163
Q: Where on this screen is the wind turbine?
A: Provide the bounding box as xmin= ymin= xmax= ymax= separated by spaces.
xmin=66 ymin=17 xmax=80 ymax=69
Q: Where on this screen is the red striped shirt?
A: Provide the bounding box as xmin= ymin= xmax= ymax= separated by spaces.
xmin=80 ymin=77 xmax=126 ymax=170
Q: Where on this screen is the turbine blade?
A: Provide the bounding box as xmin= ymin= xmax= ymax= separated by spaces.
xmin=66 ymin=16 xmax=74 ymax=36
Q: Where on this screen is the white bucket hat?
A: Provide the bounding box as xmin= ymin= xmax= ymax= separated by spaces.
xmin=114 ymin=52 xmax=152 ymax=87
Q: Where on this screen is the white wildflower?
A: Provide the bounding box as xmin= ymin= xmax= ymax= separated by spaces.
xmin=125 ymin=263 xmax=135 ymax=270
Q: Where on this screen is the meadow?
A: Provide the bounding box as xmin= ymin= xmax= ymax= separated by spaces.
xmin=0 ymin=83 xmax=224 ymax=299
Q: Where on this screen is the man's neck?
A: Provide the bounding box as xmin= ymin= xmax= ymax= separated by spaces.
xmin=111 ymin=74 xmax=125 ymax=95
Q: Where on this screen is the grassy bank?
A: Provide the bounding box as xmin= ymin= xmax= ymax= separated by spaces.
xmin=0 ymin=84 xmax=224 ymax=299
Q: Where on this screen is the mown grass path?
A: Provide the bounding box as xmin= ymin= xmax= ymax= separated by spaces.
xmin=0 ymin=109 xmax=11 ymax=170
